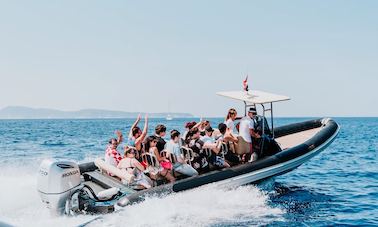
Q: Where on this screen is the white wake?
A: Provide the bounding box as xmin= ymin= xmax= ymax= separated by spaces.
xmin=90 ymin=184 xmax=283 ymax=227
xmin=0 ymin=161 xmax=283 ymax=227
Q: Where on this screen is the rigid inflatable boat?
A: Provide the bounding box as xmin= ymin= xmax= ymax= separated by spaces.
xmin=37 ymin=90 xmax=339 ymax=216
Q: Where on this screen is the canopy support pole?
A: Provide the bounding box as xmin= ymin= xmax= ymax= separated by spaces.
xmin=243 ymin=101 xmax=247 ymax=116
xmin=261 ymin=104 xmax=266 ymax=136
xmin=271 ymin=102 xmax=275 ymax=138
xmin=260 ymin=104 xmax=266 ymax=155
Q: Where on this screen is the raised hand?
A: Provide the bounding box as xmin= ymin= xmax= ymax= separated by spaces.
xmin=115 ymin=130 xmax=123 ymax=137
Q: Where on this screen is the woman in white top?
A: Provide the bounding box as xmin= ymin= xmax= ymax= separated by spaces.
xmin=224 ymin=108 xmax=238 ymax=134
xmin=117 ymin=148 xmax=152 ymax=189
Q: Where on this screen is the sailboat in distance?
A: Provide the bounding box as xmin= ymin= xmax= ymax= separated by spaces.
xmin=166 ymin=101 xmax=173 ymax=120
xmin=166 ymin=114 xmax=173 ymax=121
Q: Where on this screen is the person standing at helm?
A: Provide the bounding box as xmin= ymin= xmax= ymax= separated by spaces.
xmin=239 ymin=107 xmax=261 ymax=162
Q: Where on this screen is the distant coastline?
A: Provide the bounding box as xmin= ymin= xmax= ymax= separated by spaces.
xmin=0 ymin=106 xmax=194 ymax=119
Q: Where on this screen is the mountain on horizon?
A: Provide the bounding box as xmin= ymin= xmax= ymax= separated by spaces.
xmin=0 ymin=106 xmax=194 ymax=119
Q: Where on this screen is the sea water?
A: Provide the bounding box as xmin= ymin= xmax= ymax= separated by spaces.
xmin=0 ymin=118 xmax=377 ymax=226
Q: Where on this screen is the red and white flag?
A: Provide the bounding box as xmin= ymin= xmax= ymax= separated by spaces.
xmin=243 ymin=75 xmax=249 ymax=92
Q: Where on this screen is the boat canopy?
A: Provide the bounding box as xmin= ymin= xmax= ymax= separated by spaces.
xmin=217 ymin=90 xmax=290 ymax=139
xmin=216 ymin=90 xmax=290 ymax=104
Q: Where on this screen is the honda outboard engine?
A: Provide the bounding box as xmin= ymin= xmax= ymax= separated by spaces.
xmin=37 ymin=159 xmax=82 ymax=216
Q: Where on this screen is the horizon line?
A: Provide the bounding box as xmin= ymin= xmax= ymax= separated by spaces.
xmin=0 ymin=116 xmax=376 ymax=120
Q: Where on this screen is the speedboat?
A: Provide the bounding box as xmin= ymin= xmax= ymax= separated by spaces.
xmin=37 ymin=90 xmax=339 ymax=216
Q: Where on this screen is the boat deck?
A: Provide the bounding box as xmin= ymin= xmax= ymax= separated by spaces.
xmin=275 ymin=127 xmax=322 ymax=150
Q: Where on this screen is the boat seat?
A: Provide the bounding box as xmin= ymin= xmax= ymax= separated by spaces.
xmin=142 ymin=153 xmax=159 ymax=167
xmin=201 ymin=148 xmax=213 ymax=158
xmin=180 ymin=146 xmax=194 ymax=165
xmin=141 ymin=153 xmax=166 ymax=184
xmin=275 ymin=127 xmax=322 ymax=150
xmin=160 ymin=150 xmax=177 ymax=164
xmin=220 ymin=142 xmax=230 ymax=158
xmin=82 ymin=180 xmax=121 ymax=202
xmin=83 ymin=181 xmax=107 ymax=195
xmin=94 ymin=158 xmax=134 ymax=184
xmin=83 ymin=171 xmax=128 ymax=190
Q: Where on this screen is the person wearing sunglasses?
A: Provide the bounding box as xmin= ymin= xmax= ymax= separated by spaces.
xmin=239 ymin=107 xmax=261 ymax=162
xmin=117 ymin=147 xmax=152 ymax=189
xmin=198 ymin=120 xmax=210 ymax=136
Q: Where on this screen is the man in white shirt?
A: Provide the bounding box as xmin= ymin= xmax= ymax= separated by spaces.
xmin=239 ymin=107 xmax=261 ymax=162
xmin=166 ymin=130 xmax=198 ymax=176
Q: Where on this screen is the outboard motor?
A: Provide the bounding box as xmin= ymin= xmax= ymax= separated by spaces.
xmin=37 ymin=159 xmax=82 ymax=216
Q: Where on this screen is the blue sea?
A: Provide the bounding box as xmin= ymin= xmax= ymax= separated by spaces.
xmin=0 ymin=118 xmax=377 ymax=226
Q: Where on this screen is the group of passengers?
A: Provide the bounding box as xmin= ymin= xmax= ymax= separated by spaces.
xmin=104 ymin=107 xmax=262 ymax=189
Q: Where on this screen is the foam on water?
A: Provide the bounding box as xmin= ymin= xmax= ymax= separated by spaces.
xmin=0 ymin=164 xmax=96 ymax=227
xmin=0 ymin=162 xmax=283 ymax=227
xmin=90 ymin=184 xmax=283 ymax=227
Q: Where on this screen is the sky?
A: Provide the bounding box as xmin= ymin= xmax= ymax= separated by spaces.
xmin=0 ymin=0 xmax=377 ymax=117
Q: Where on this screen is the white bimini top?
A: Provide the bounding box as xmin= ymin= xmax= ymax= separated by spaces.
xmin=216 ymin=90 xmax=290 ymax=104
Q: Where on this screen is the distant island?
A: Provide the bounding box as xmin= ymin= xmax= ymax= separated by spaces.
xmin=0 ymin=106 xmax=194 ymax=119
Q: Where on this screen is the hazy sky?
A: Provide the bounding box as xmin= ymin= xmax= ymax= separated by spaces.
xmin=0 ymin=1 xmax=377 ymax=117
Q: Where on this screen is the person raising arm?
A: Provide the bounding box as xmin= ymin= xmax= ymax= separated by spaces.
xmin=127 ymin=114 xmax=148 ymax=155
xmin=105 ymin=130 xmax=123 ymax=167
xmin=128 ymin=114 xmax=141 ymax=139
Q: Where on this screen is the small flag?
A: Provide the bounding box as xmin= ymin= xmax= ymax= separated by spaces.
xmin=243 ymin=75 xmax=249 ymax=92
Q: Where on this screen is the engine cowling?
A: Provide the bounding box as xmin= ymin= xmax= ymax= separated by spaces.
xmin=37 ymin=159 xmax=82 ymax=216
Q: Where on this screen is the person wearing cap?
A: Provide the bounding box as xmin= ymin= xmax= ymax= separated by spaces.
xmin=166 ymin=130 xmax=198 ymax=177
xmin=117 ymin=147 xmax=152 ymax=189
xmin=239 ymin=107 xmax=261 ymax=162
